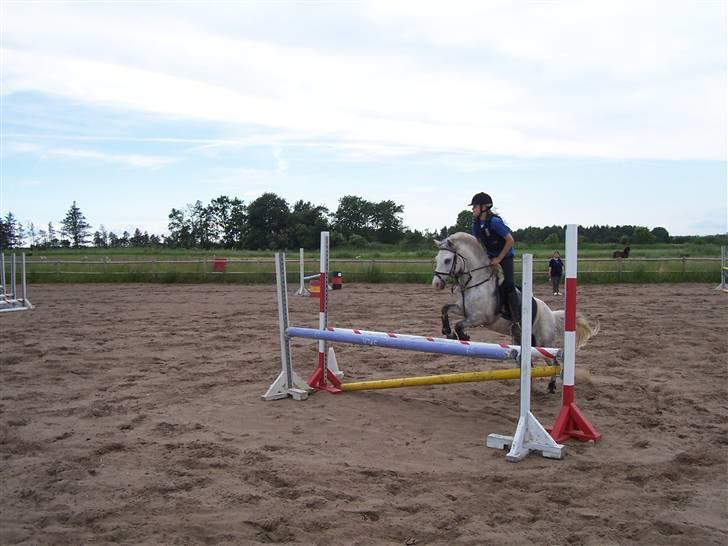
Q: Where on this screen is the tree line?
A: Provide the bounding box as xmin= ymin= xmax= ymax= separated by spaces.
xmin=0 ymin=193 xmax=723 ymax=251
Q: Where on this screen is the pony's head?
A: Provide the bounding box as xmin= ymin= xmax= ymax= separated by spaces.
xmin=432 ymin=232 xmax=489 ymax=290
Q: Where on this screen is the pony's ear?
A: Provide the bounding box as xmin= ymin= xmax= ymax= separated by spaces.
xmin=434 ymin=238 xmax=442 ymax=246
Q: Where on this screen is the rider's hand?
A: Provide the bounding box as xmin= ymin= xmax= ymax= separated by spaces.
xmin=491 ymin=256 xmax=502 ymax=266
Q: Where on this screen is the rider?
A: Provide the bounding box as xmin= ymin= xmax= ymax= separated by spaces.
xmin=469 ymin=192 xmax=521 ymax=336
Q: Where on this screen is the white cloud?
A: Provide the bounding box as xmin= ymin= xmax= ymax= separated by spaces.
xmin=272 ymin=146 xmax=287 ymax=174
xmin=5 ymin=142 xmax=42 ymax=153
xmin=49 ymin=148 xmax=177 ymax=168
xmin=6 ymin=140 xmax=178 ymax=168
xmin=2 ymin=1 xmax=724 ymax=161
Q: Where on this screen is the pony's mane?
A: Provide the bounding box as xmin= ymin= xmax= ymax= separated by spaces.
xmin=443 ymin=232 xmax=488 ymax=262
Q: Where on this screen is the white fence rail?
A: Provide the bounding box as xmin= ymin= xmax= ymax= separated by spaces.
xmin=18 ymin=255 xmax=722 ymax=281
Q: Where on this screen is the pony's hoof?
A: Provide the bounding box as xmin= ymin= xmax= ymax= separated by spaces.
xmin=446 ymin=333 xmax=458 ymax=340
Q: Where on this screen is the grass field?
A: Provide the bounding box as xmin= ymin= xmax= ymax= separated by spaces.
xmin=16 ymin=240 xmax=725 ymax=260
xmin=9 ymin=242 xmax=723 ymax=284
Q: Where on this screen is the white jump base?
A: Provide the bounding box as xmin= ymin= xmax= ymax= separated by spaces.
xmin=717 ymin=246 xmax=728 ymax=293
xmin=1 ymin=252 xmax=33 ymax=313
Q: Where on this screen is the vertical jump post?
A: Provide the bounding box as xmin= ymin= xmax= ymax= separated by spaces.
xmin=305 ymin=231 xmax=343 ymax=393
xmin=547 ymin=224 xmax=602 ymax=442
xmin=0 ymin=253 xmax=6 ymax=299
xmin=261 ymin=252 xmax=310 ymax=401
xmin=296 ymin=247 xmax=324 ymax=296
xmin=717 ymin=246 xmax=728 ymax=293
xmin=486 ymin=254 xmax=565 ymax=461
xmin=296 ymin=248 xmax=309 ymax=296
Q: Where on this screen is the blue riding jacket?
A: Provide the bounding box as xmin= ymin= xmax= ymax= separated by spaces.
xmin=472 ymin=215 xmax=515 ymax=258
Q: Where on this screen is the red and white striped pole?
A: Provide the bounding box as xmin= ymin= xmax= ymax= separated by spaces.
xmin=307 ymin=231 xmax=342 ymax=393
xmin=548 ymin=224 xmax=601 ymax=442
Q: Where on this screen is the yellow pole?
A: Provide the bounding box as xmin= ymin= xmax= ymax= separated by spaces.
xmin=340 ymin=366 xmax=561 ymax=392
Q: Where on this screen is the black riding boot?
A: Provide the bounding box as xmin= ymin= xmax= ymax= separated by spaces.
xmin=508 ymin=291 xmax=522 ymax=342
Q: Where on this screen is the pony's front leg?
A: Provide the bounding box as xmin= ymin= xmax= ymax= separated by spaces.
xmin=453 ymin=320 xmax=471 ymax=341
xmin=454 ymin=315 xmax=486 ymax=341
xmin=441 ymin=304 xmax=460 ymax=338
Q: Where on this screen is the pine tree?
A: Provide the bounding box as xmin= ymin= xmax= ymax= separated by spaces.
xmin=60 ymin=201 xmax=92 ymax=248
xmin=1 ymin=212 xmax=19 ymax=249
xmin=47 ymin=222 xmax=59 ymax=248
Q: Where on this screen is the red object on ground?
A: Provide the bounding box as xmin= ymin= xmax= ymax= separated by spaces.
xmin=547 ymin=385 xmax=602 ymax=442
xmin=307 ymin=271 xmax=342 ymax=393
xmin=307 ymin=359 xmax=342 ymax=393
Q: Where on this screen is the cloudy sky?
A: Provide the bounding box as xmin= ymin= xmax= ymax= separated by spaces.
xmin=2 ymin=0 xmax=726 ymax=238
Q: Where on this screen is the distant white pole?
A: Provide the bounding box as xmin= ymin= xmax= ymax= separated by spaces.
xmin=11 ymin=253 xmax=17 ymax=300
xmin=296 ymin=248 xmax=310 ymax=296
xmin=0 ymin=253 xmax=6 ymax=295
xmin=300 ymin=248 xmax=305 ymax=292
xmin=21 ymin=253 xmax=28 ymax=305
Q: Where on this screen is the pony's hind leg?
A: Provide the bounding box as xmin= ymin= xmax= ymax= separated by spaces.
xmin=441 ymin=304 xmax=460 ymax=338
xmin=547 ymin=376 xmax=557 ymax=394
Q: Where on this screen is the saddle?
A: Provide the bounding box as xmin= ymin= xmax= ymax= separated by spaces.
xmin=495 ymin=282 xmax=538 ymax=324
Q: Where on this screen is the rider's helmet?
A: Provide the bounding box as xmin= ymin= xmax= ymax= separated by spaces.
xmin=468 ymin=192 xmax=493 ymax=207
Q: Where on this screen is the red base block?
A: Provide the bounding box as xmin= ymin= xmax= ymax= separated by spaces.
xmin=307 ymin=365 xmax=342 ymax=394
xmin=547 ymin=402 xmax=602 ymax=443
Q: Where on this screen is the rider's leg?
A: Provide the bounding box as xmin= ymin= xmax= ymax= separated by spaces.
xmin=501 ymin=255 xmax=521 ymax=338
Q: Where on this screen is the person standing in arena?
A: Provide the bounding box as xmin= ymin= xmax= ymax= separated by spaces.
xmin=548 ymin=250 xmax=564 ymax=296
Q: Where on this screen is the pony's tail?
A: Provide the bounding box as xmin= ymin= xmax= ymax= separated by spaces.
xmin=575 ymin=314 xmax=599 ymax=349
xmin=552 ymin=311 xmax=599 ymax=350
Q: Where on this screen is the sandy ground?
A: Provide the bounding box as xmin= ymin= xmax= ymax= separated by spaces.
xmin=1 ymin=282 xmax=726 ymax=545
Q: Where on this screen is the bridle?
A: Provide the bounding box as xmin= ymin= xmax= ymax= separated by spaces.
xmin=434 ymin=243 xmax=500 ymax=322
xmin=434 ymin=247 xmax=496 ymax=292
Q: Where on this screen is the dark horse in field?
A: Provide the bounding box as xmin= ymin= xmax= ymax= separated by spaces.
xmin=612 ymin=246 xmax=630 ymax=258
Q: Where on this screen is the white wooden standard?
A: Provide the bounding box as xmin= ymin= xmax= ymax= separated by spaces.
xmin=486 ymin=254 xmax=565 ymax=461
xmin=0 ymin=253 xmax=33 ymax=313
xmin=261 ymin=252 xmax=310 ymax=401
